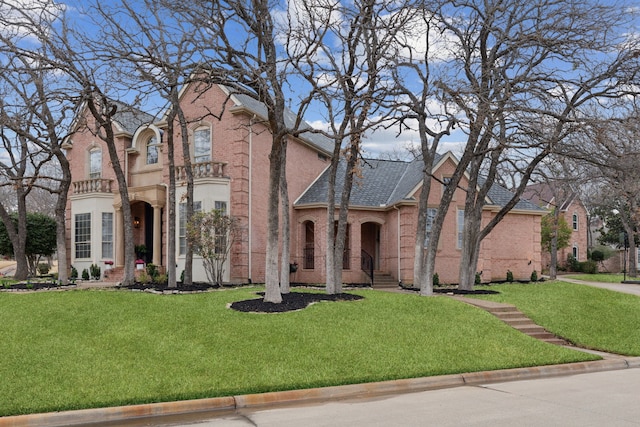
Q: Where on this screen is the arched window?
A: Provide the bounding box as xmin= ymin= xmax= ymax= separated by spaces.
xmin=146 ymin=135 xmax=160 ymax=165
xmin=194 ymin=126 xmax=211 ymax=163
xmin=89 ymin=147 xmax=101 ymax=179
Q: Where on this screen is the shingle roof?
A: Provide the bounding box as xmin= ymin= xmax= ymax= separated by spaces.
xmin=112 ymin=101 xmax=155 ymax=135
xmin=296 ymin=156 xmax=546 ymax=213
xmin=232 ymin=92 xmax=334 ymax=154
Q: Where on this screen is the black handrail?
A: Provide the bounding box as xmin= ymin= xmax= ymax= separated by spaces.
xmin=361 ymin=250 xmax=374 ymax=287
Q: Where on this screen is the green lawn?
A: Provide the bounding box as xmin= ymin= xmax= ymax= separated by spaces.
xmin=0 ymin=288 xmax=595 ymax=416
xmin=476 ymin=281 xmax=640 ymax=356
xmin=563 ymin=273 xmax=625 ymax=283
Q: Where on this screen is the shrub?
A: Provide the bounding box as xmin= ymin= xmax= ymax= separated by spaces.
xmin=81 ymin=268 xmax=89 ymax=280
xmin=566 ymin=254 xmax=580 ymax=272
xmin=475 ymin=272 xmax=481 ymax=285
xmin=180 ymin=270 xmax=185 ymax=282
xmin=155 ymin=273 xmax=168 ymax=284
xmin=138 ymin=271 xmax=150 ymax=284
xmin=506 ymin=270 xmax=514 ymax=282
xmin=432 ymin=273 xmax=440 ymax=287
xmin=579 ymin=260 xmax=598 ymax=274
xmin=146 ymin=263 xmax=159 ymax=281
xmin=89 ymin=263 xmax=101 ymax=280
xmin=590 ymin=250 xmax=605 ymax=262
xmin=70 ymin=266 xmax=78 ymax=280
xmin=531 ymin=270 xmax=538 ymax=282
xmin=37 ymin=263 xmax=50 ymax=275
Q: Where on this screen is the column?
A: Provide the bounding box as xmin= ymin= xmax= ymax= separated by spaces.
xmin=116 ymin=207 xmax=124 ymax=267
xmin=153 ymin=205 xmax=162 ymax=266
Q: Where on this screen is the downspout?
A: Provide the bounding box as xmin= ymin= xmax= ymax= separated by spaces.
xmin=161 ymin=183 xmax=169 ymax=270
xmin=248 ymin=115 xmax=256 ymax=284
xmin=393 ymin=205 xmax=401 ymax=285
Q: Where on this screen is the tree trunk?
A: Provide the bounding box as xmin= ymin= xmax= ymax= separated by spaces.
xmin=165 ymin=105 xmax=178 ymax=288
xmin=279 ymin=143 xmax=291 ymax=294
xmin=264 ymin=136 xmax=284 ymax=303
xmin=176 ymin=108 xmax=195 ymax=285
xmin=549 ymin=207 xmax=560 ymax=279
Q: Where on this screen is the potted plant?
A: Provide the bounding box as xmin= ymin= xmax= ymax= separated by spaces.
xmin=134 ymin=244 xmax=147 ymax=261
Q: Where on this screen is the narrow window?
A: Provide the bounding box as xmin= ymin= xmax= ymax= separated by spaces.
xmin=89 ymin=148 xmax=101 ymax=179
xmin=75 ymin=213 xmax=91 ymax=259
xmin=214 ymin=201 xmax=227 ymax=254
xmin=304 ymin=221 xmax=315 ymax=269
xmin=424 ymin=208 xmax=437 ymax=247
xmin=572 ymin=245 xmax=578 ymax=260
xmin=102 ymin=213 xmax=113 ymax=259
xmin=179 ymin=201 xmax=202 ymax=255
xmin=146 ymin=135 xmax=160 ymax=165
xmin=194 ymin=127 xmax=211 ymax=163
xmin=572 ymin=213 xmax=578 ymax=231
xmin=457 ymin=209 xmax=465 ymax=249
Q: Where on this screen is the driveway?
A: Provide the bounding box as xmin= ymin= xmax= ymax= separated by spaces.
xmin=556 ymin=276 xmax=640 ymax=297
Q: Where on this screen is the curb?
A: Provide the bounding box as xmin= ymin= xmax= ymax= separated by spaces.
xmin=2 ymin=357 xmax=640 ymax=427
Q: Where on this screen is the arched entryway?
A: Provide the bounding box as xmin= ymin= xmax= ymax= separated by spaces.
xmin=131 ymin=201 xmax=156 ymax=263
xmin=361 ymin=222 xmax=380 ymax=271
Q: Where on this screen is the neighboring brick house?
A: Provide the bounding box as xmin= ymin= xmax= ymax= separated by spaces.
xmin=64 ymin=82 xmax=545 ymax=285
xmin=522 ymin=183 xmax=589 ymax=271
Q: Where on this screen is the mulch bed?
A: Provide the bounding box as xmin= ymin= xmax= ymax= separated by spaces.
xmin=230 ymin=291 xmax=364 ymax=313
xmin=1 ymin=282 xmax=75 ymax=291
xmin=118 ymin=282 xmax=219 ymax=292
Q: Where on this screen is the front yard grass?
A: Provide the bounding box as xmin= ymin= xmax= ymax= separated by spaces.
xmin=563 ymin=273 xmax=625 ymax=283
xmin=0 ymin=288 xmax=596 ymax=417
xmin=476 ymin=281 xmax=640 ymax=356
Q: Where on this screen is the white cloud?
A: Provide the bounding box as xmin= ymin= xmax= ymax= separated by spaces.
xmin=0 ymin=0 xmax=64 ymax=41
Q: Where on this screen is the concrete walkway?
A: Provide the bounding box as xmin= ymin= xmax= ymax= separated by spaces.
xmin=555 ymin=276 xmax=640 ymax=296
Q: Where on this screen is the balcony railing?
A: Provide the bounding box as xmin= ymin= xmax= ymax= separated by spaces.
xmin=175 ymin=161 xmax=227 ymax=181
xmin=73 ymin=178 xmax=113 ymax=194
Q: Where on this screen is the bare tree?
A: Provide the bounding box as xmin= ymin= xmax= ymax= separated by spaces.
xmin=289 ymin=0 xmax=417 ymax=294
xmin=408 ymin=0 xmax=640 ymax=292
xmin=85 ymin=0 xmax=212 ymax=287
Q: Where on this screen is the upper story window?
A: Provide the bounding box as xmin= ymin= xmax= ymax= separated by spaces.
xmin=572 ymin=213 xmax=578 ymax=231
xmin=194 ymin=126 xmax=211 ymax=163
xmin=146 ymin=135 xmax=160 ymax=165
xmin=89 ymin=148 xmax=101 ymax=179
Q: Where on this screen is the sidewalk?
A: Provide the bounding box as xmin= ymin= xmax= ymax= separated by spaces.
xmin=555 ymin=275 xmax=640 ymax=296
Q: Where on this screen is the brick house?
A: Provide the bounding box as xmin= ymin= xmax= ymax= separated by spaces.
xmin=522 ymin=183 xmax=589 ymax=271
xmin=64 ymin=82 xmax=545 ymax=285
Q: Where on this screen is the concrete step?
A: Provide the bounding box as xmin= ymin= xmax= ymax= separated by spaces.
xmin=502 ymin=318 xmax=533 ymax=326
xmin=493 ymin=311 xmax=526 ymax=319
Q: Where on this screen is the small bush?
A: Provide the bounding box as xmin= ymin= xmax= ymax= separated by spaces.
xmin=590 ymin=250 xmax=605 ymax=262
xmin=433 ymin=273 xmax=440 ymax=287
xmin=475 ymin=272 xmax=481 ymax=285
xmin=531 ymin=270 xmax=538 ymax=282
xmin=567 ymin=255 xmax=580 ymax=272
xmin=155 ymin=273 xmax=168 ymax=284
xmin=138 ymin=271 xmax=150 ymax=284
xmin=579 ymin=260 xmax=598 ymax=274
xmin=81 ymin=268 xmax=90 ymax=280
xmin=146 ymin=263 xmax=159 ymax=280
xmin=89 ymin=263 xmax=101 ymax=280
xmin=180 ymin=270 xmax=185 ymax=282
xmin=70 ymin=266 xmax=78 ymax=280
xmin=37 ymin=263 xmax=50 ymax=275
xmin=506 ymin=270 xmax=514 ymax=282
